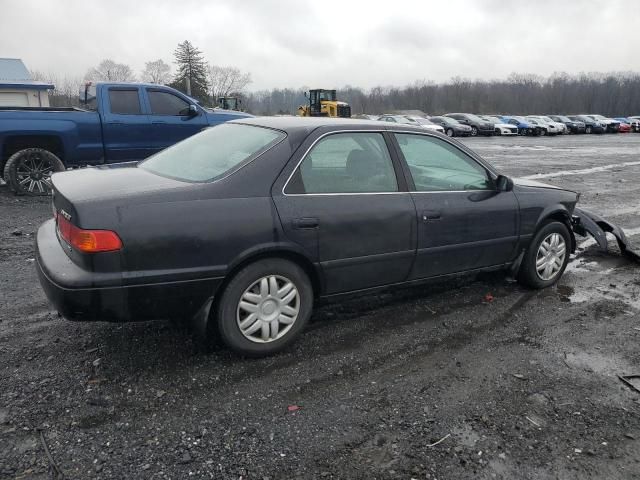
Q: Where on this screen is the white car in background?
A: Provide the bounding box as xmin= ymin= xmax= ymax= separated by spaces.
xmin=480 ymin=115 xmax=519 ymax=136
xmin=538 ymin=115 xmax=568 ymax=134
xmin=403 ymin=115 xmax=446 ymax=133
xmin=377 ymin=114 xmax=445 ymax=133
xmin=526 ymin=116 xmax=559 ymax=136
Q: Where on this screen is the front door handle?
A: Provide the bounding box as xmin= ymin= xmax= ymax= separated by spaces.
xmin=421 ymin=210 xmax=442 ymax=221
xmin=293 ymin=217 xmax=319 ymax=229
xmin=152 ymin=121 xmax=167 ymax=125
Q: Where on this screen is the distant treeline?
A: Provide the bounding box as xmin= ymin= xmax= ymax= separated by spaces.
xmin=244 ymin=72 xmax=640 ymax=116
xmin=41 ymin=71 xmax=640 ymax=116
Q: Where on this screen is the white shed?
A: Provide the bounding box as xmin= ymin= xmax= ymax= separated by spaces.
xmin=0 ymin=58 xmax=54 ymax=107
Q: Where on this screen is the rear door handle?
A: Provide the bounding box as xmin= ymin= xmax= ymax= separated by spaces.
xmin=152 ymin=121 xmax=167 ymax=125
xmin=421 ymin=210 xmax=442 ymax=221
xmin=293 ymin=217 xmax=319 ymax=229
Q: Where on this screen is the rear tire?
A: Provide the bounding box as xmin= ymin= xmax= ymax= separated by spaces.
xmin=585 ymin=126 xmax=592 ymax=134
xmin=470 ymin=126 xmax=478 ymax=136
xmin=446 ymin=128 xmax=454 ymax=137
xmin=4 ymin=148 xmax=64 ymax=196
xmin=517 ymin=221 xmax=571 ymax=289
xmin=215 ymin=258 xmax=313 ymax=357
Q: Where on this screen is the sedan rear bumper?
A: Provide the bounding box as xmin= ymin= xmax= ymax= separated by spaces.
xmin=36 ymin=220 xmax=222 ymax=322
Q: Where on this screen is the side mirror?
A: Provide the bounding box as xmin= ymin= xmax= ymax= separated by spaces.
xmin=496 ymin=175 xmax=514 ymax=192
xmin=187 ymin=104 xmax=198 ymax=116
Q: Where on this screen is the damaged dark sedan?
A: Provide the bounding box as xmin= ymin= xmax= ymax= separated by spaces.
xmin=36 ymin=117 xmax=618 ymax=356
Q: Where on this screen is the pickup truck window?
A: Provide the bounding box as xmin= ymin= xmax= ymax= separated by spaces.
xmin=147 ymin=90 xmax=191 ymax=116
xmin=139 ymin=123 xmax=284 ymax=182
xmin=109 ymin=89 xmax=142 ymax=115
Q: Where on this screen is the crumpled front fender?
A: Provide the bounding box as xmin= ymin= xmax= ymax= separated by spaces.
xmin=572 ymin=207 xmax=640 ymax=262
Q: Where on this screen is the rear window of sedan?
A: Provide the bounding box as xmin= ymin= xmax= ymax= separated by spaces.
xmin=139 ymin=123 xmax=285 ymax=182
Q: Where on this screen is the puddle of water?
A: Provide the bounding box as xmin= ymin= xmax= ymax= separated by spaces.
xmin=568 ymin=291 xmax=590 ymax=304
xmin=555 ymin=284 xmax=574 ymax=302
xmin=563 ymin=255 xmax=640 ymax=309
xmin=566 ymin=257 xmax=600 ymax=273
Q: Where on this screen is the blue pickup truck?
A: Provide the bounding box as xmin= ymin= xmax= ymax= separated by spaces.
xmin=0 ymin=82 xmax=251 ymax=195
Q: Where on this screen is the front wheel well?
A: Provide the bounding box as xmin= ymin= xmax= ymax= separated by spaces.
xmin=539 ymin=211 xmax=576 ymax=253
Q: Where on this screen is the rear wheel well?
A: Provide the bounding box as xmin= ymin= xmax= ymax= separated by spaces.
xmin=217 ymin=251 xmax=321 ymax=303
xmin=2 ymin=136 xmax=64 ymax=172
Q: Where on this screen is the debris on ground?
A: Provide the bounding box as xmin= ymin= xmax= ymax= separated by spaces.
xmin=618 ymin=375 xmax=640 ymax=394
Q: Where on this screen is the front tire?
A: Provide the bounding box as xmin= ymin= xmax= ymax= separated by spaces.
xmin=4 ymin=148 xmax=64 ymax=196
xmin=518 ymin=221 xmax=570 ymax=289
xmin=215 ymin=258 xmax=313 ymax=357
xmin=446 ymin=128 xmax=454 ymax=137
xmin=470 ymin=126 xmax=478 ymax=136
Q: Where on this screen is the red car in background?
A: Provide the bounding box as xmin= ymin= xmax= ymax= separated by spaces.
xmin=620 ymin=122 xmax=631 ymax=133
xmin=614 ymin=118 xmax=635 ymax=133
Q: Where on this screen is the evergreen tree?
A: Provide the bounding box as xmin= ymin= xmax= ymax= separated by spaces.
xmin=170 ymin=40 xmax=209 ymax=104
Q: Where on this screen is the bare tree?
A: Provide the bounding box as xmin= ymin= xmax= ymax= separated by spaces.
xmin=30 ymin=70 xmax=83 ymax=107
xmin=85 ymin=59 xmax=136 ymax=82
xmin=141 ymin=59 xmax=171 ymax=84
xmin=207 ymin=64 xmax=252 ymax=100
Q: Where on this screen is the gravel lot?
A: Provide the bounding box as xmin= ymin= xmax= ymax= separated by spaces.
xmin=1 ymin=134 xmax=639 ymax=480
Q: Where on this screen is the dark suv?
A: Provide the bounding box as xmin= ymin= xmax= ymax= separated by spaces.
xmin=445 ymin=113 xmax=495 ymax=136
xmin=549 ymin=115 xmax=586 ymax=134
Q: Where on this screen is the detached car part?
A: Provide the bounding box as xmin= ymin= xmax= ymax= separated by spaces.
xmin=572 ymin=207 xmax=640 ymax=262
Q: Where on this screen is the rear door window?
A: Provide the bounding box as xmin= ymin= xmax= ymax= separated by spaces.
xmin=108 ymin=89 xmax=142 ymax=115
xmin=286 ymin=132 xmax=398 ymax=194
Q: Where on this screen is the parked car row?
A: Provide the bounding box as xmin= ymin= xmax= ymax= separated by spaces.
xmin=376 ymin=113 xmax=640 ymax=137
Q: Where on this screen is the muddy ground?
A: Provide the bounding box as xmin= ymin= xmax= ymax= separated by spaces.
xmin=1 ymin=134 xmax=639 ymax=480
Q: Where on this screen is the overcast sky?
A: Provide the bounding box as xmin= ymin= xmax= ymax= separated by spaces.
xmin=2 ymin=0 xmax=638 ymax=90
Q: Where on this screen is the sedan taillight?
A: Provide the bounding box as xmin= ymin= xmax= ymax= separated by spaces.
xmin=57 ymin=215 xmax=122 ymax=253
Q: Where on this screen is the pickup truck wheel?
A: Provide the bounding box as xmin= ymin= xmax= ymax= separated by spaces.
xmin=215 ymin=258 xmax=313 ymax=357
xmin=4 ymin=148 xmax=64 ymax=196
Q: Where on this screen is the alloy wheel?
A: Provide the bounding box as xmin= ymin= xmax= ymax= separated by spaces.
xmin=15 ymin=151 xmax=54 ymax=195
xmin=535 ymin=233 xmax=566 ymax=281
xmin=236 ymin=275 xmax=300 ymax=343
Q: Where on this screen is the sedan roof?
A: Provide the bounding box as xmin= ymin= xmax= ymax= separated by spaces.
xmin=231 ymin=116 xmax=428 ymax=134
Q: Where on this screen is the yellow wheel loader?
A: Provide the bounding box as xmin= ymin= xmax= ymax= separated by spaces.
xmin=297 ymin=89 xmax=351 ymax=118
